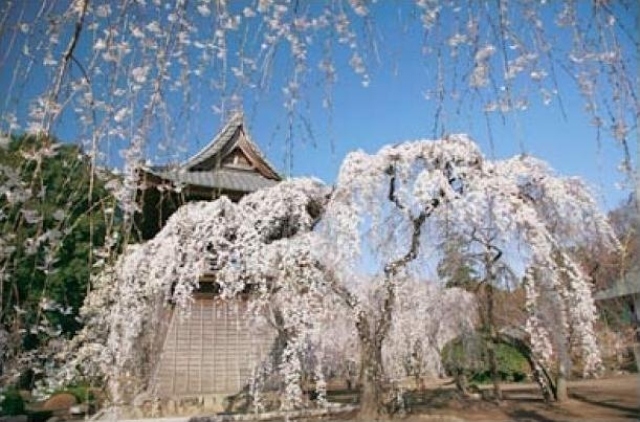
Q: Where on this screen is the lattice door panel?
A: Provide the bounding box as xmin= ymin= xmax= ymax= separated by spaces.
xmin=155 ymin=298 xmax=274 ymax=396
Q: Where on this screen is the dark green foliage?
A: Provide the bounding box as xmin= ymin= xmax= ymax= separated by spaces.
xmin=134 ymin=184 xmax=182 ymax=241
xmin=442 ymin=335 xmax=530 ymax=383
xmin=0 ymin=388 xmax=25 ymax=415
xmin=437 ymin=237 xmax=480 ymax=291
xmin=468 ymin=342 xmax=529 ymax=383
xmin=0 ymin=133 xmax=120 ymax=382
xmin=59 ymin=384 xmax=95 ymax=404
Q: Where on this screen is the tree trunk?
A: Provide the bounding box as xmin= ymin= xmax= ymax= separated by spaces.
xmin=484 ymin=282 xmax=502 ymax=401
xmin=357 ymin=331 xmax=387 ymax=419
xmin=496 ymin=333 xmax=556 ymax=402
xmin=554 ymin=340 xmax=570 ymax=403
xmin=555 ymin=363 xmax=568 ymax=403
xmin=633 ymin=342 xmax=640 ymax=414
xmin=487 ymin=340 xmax=503 ymax=401
xmin=631 ymin=293 xmax=640 ymax=404
xmin=453 ymin=368 xmax=470 ymax=396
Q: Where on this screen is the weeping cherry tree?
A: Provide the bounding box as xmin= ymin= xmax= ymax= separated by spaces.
xmin=321 ymin=134 xmax=618 ymax=415
xmin=65 ymin=135 xmax=617 ymax=418
xmin=1 ymin=1 xmax=638 ymax=393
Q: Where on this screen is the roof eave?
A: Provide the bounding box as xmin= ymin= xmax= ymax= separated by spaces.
xmin=179 ymin=111 xmax=244 ymax=171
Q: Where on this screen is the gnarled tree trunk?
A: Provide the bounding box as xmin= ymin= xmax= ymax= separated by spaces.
xmin=354 ymin=273 xmax=397 ymax=419
xmin=555 ymin=361 xmax=568 ymax=403
xmin=357 ymin=332 xmax=386 ymax=420
xmin=487 ymin=339 xmax=503 ymax=401
xmin=482 ymin=279 xmax=503 ymax=401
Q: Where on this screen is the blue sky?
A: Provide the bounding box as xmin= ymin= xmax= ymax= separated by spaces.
xmin=1 ymin=1 xmax=637 ymax=211
xmin=237 ymin=65 xmax=632 ymax=211
xmin=183 ymin=1 xmax=637 ymax=211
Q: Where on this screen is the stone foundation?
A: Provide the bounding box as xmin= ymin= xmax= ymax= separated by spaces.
xmin=122 ymin=394 xmax=230 ymax=419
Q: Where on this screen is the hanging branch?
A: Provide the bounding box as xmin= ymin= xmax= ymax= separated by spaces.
xmin=46 ymin=0 xmax=89 ymax=131
xmin=378 ymin=164 xmax=442 ymax=340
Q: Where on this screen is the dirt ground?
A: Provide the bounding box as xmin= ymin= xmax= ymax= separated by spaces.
xmin=396 ymin=374 xmax=639 ymax=421
xmin=325 ymin=374 xmax=639 ymax=421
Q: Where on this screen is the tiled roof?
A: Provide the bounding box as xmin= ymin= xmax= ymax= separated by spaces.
xmin=143 ymin=111 xmax=281 ymax=195
xmin=183 ymin=112 xmax=243 ymax=170
xmin=594 ymin=268 xmax=640 ymax=300
xmin=147 ymin=168 xmax=279 ymax=193
xmin=181 ymin=111 xmax=280 ymax=179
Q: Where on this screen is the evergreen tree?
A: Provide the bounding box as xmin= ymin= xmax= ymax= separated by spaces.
xmin=0 ymin=134 xmax=119 ymax=386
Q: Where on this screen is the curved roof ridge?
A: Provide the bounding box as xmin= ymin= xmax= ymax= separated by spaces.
xmin=178 ymin=111 xmax=281 ymax=180
xmin=180 ymin=111 xmax=245 ymax=171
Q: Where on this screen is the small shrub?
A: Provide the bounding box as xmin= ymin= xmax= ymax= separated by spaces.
xmin=493 ymin=343 xmax=529 ymax=381
xmin=442 ymin=335 xmax=530 ymax=384
xmin=0 ymin=388 xmax=25 ymax=416
xmin=62 ymin=385 xmax=95 ymax=404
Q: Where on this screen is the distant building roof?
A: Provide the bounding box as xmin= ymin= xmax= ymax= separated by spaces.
xmin=145 ymin=168 xmax=277 ymax=193
xmin=141 ymin=111 xmax=281 ymax=195
xmin=594 ymin=267 xmax=640 ymax=301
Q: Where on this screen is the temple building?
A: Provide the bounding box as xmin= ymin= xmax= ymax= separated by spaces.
xmin=136 ymin=111 xmax=281 ymax=240
xmin=135 ymin=112 xmax=281 ymax=414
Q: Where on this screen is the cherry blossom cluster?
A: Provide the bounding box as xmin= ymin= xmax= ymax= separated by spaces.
xmin=58 ymin=135 xmax=618 ymax=408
